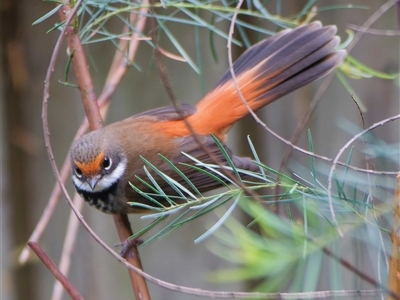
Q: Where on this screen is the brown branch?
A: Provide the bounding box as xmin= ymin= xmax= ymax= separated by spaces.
xmin=98 ymin=2 xmax=148 ymax=104
xmin=26 ymin=242 xmax=386 ymax=299
xmin=39 ymin=19 xmax=391 ymax=296
xmin=322 ymin=246 xmax=400 ymax=300
xmin=20 ymin=0 xmax=149 ymax=266
xmin=51 ymin=6 xmax=150 ymax=300
xmin=51 ymin=193 xmax=84 ymax=300
xmin=60 ymin=11 xmax=102 ymax=129
xmin=18 ymin=154 xmax=72 ymax=263
xmin=388 ymin=3 xmax=400 ymax=295
xmin=275 ymin=0 xmax=400 ymax=193
xmin=54 ymin=2 xmax=150 ymax=299
xmin=347 ymin=23 xmax=400 ymax=36
xmin=388 ymin=174 xmax=400 ymax=300
xmin=277 ymin=73 xmax=335 ymax=174
xmin=28 ymin=242 xmax=85 ymax=300
xmin=149 ymin=0 xmax=268 ymax=210
xmin=18 ymin=120 xmax=88 ymax=264
xmin=279 ymin=0 xmax=400 ymax=175
xmin=29 ymin=236 xmax=387 ymax=300
xmin=273 ymin=73 xmax=336 ymax=213
xmin=227 ymin=1 xmax=399 ymax=295
xmin=39 ymin=2 xmax=400 ymax=299
xmin=326 ymin=0 xmax=400 ymax=231
xmin=36 ymin=2 xmax=346 ymax=299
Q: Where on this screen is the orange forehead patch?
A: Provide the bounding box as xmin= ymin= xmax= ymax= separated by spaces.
xmin=74 ymin=152 xmax=105 ymax=176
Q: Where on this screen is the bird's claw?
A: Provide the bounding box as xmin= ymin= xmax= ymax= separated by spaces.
xmin=115 ymin=238 xmax=144 ymax=258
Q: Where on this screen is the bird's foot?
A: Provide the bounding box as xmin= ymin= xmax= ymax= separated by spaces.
xmin=115 ymin=238 xmax=144 ymax=258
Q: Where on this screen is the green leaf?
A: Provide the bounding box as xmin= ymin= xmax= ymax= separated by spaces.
xmin=209 ymin=14 xmax=218 ymax=64
xmin=210 ymin=134 xmax=241 ymax=181
xmin=64 ymin=48 xmax=75 ymax=83
xmin=156 ymin=20 xmax=200 ymax=74
xmin=180 ymin=154 xmax=233 ymax=187
xmin=307 ymin=129 xmax=316 ymax=183
xmin=32 ymin=4 xmax=63 ymax=26
xmin=128 ymin=181 xmax=165 ymax=210
xmin=346 ymin=55 xmax=398 ymax=80
xmin=158 ymin=154 xmax=202 ymax=197
xmin=194 ymin=192 xmax=241 ymax=243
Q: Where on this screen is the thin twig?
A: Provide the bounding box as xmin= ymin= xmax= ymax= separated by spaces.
xmin=49 ymin=106 xmax=110 ymax=300
xmin=322 ymin=246 xmax=400 ymax=300
xmin=50 ymin=6 xmax=150 ymax=299
xmin=278 ymin=72 xmax=336 ymax=176
xmin=388 ymin=175 xmax=400 ymax=299
xmin=60 ymin=12 xmax=102 ymax=129
xmin=397 ymin=0 xmax=400 ymax=30
xmin=387 ymin=6 xmax=400 ymax=298
xmin=351 ymin=94 xmax=365 ymax=128
xmin=27 ymin=239 xmax=388 ymax=299
xmin=347 ymin=23 xmax=400 ymax=36
xmin=51 ymin=193 xmax=84 ymax=300
xmin=18 ymin=152 xmax=73 ymax=263
xmin=39 ymin=17 xmax=392 ymax=297
xmin=28 ymin=242 xmax=85 ymax=300
xmin=273 ymin=71 xmax=336 ymax=214
xmin=58 ymin=2 xmax=150 ymax=299
xmin=227 ymin=2 xmax=399 ymax=295
xmin=353 ymin=92 xmax=389 ymax=290
xmin=224 ymin=18 xmax=397 ymax=177
xmin=147 ymin=0 xmax=266 ymax=210
xmin=39 ymin=2 xmax=400 ymax=299
xmin=21 ymin=0 xmax=150 ymax=266
xmin=344 ymin=0 xmax=400 ymax=55
xmin=40 ymin=1 xmax=149 ymax=299
xmin=327 ymin=113 xmax=400 ymax=231
xmin=97 ymin=2 xmax=148 ymax=104
xmin=326 ymin=0 xmax=400 ymax=234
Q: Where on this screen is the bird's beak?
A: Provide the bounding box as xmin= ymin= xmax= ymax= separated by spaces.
xmin=88 ymin=176 xmax=100 ymax=190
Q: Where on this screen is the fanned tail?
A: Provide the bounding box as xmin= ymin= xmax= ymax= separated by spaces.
xmin=155 ymin=22 xmax=346 ymax=140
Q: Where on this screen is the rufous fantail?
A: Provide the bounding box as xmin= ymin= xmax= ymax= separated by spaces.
xmin=70 ymin=22 xmax=346 ymax=214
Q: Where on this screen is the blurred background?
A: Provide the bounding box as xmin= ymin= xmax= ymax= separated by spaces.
xmin=2 ymin=0 xmax=399 ymax=299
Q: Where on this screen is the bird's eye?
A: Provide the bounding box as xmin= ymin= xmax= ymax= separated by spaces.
xmin=75 ymin=167 xmax=83 ymax=178
xmin=102 ymin=157 xmax=112 ymax=170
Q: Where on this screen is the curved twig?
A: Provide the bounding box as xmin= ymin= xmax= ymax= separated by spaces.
xmin=28 ymin=242 xmax=84 ymax=300
xmin=42 ymin=1 xmax=149 ymax=299
xmin=326 ymin=0 xmax=400 ymax=232
xmin=327 ymin=113 xmax=400 ymax=232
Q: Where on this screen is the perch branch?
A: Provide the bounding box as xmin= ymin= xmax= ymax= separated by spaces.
xmin=20 ymin=0 xmax=149 ymax=265
xmin=28 ymin=242 xmax=84 ymax=300
xmin=41 ymin=1 xmax=150 ymax=299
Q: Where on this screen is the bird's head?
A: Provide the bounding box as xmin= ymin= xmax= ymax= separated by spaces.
xmin=70 ymin=131 xmax=127 ymax=193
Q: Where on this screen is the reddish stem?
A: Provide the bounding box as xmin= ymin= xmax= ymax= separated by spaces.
xmin=28 ymin=242 xmax=85 ymax=300
xmin=58 ymin=3 xmax=150 ymax=299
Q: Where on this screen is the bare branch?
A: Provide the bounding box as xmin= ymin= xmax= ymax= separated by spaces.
xmin=51 ymin=193 xmax=84 ymax=300
xmin=58 ymin=2 xmax=150 ymax=298
xmin=40 ymin=1 xmax=150 ymax=299
xmin=28 ymin=242 xmax=85 ymax=300
xmin=326 ymin=0 xmax=400 ymax=232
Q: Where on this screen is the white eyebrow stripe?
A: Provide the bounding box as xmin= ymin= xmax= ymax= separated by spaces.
xmin=73 ymin=157 xmax=127 ymax=193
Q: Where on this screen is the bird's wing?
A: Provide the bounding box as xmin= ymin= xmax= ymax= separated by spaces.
xmin=129 ymin=134 xmax=258 ymax=204
xmin=125 ymin=102 xmax=257 ymax=206
xmin=130 ymin=103 xmax=197 ymax=121
xmin=172 ymin=134 xmax=259 ymax=192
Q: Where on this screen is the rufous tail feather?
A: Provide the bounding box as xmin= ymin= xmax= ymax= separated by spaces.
xmin=156 ymin=22 xmax=346 ymax=140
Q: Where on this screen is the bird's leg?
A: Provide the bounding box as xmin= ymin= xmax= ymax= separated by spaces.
xmin=115 ymin=238 xmax=144 ymax=258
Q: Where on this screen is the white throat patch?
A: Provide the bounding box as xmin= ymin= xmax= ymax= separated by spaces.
xmin=72 ymin=157 xmax=127 ymax=193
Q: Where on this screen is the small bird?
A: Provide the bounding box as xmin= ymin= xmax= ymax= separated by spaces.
xmin=70 ymin=22 xmax=346 ymax=214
